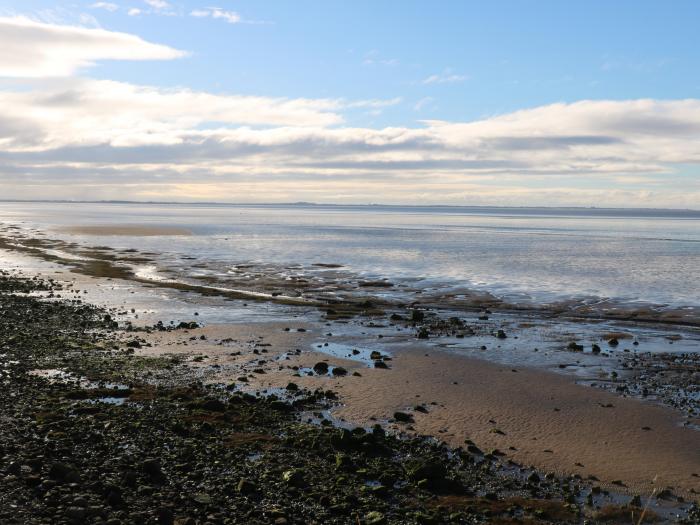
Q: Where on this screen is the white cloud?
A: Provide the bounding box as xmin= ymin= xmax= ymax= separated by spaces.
xmin=127 ymin=8 xmax=142 ymax=16
xmin=144 ymin=0 xmax=169 ymax=8
xmin=362 ymin=50 xmax=399 ymax=67
xmin=0 ymin=16 xmax=186 ymax=77
xmin=1 ymin=86 xmax=700 ymax=204
xmin=0 ymin=79 xmax=356 ymax=150
xmin=414 ymin=97 xmax=434 ymax=111
xmin=0 ymin=15 xmax=696 ymax=206
xmin=90 ymin=2 xmax=119 ymax=12
xmin=190 ymin=7 xmax=241 ymax=24
xmin=422 ymin=70 xmax=468 ymax=85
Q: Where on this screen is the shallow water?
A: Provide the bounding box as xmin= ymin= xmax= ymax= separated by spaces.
xmin=1 ymin=201 xmax=699 ymax=310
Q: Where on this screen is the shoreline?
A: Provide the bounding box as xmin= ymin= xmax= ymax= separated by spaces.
xmin=2 ymin=225 xmax=700 ymax=328
xmin=0 ymin=237 xmax=698 ymax=522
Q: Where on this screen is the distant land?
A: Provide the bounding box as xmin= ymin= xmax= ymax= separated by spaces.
xmin=1 ymin=199 xmax=699 ymax=217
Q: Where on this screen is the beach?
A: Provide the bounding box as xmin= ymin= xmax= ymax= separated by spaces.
xmin=0 ymin=204 xmax=699 ymax=524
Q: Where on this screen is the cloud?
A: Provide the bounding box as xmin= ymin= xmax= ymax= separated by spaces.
xmin=190 ymin=7 xmax=241 ymax=24
xmin=422 ymin=70 xmax=468 ymax=85
xmin=128 ymin=8 xmax=142 ymax=16
xmin=144 ymin=0 xmax=169 ymax=8
xmin=0 ymin=78 xmax=365 ymax=151
xmin=362 ymin=50 xmax=399 ymax=67
xmin=0 ymin=16 xmax=186 ymax=77
xmin=414 ymin=97 xmax=434 ymax=111
xmin=90 ymin=2 xmax=119 ymax=12
xmin=0 ymin=30 xmax=698 ymax=210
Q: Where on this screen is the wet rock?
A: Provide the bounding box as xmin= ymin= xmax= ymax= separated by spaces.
xmin=282 ymin=469 xmax=306 ymax=487
xmin=411 ymin=310 xmax=425 ymax=322
xmin=405 ymin=459 xmax=447 ymax=488
xmin=331 ymin=367 xmax=348 ymax=377
xmin=393 ymin=411 xmax=413 ymax=423
xmin=313 ymin=362 xmax=329 ymax=374
xmin=199 ymin=398 xmax=226 ymax=412
xmin=236 ymin=478 xmax=256 ymax=495
xmin=141 ymin=459 xmax=164 ymax=480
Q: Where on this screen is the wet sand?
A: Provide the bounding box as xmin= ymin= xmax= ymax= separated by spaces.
xmin=59 ymin=225 xmax=193 ymax=236
xmin=141 ymin=323 xmax=700 ymax=499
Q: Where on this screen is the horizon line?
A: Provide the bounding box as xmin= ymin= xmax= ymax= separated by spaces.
xmin=0 ymin=199 xmax=699 ymax=214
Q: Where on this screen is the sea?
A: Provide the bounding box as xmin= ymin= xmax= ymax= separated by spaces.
xmin=0 ymin=201 xmax=699 ymax=311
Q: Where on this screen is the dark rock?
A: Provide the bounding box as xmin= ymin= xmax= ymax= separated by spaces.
xmin=393 ymin=411 xmax=413 ymax=423
xmin=313 ymin=362 xmax=329 ymax=374
xmin=236 ymin=478 xmax=256 ymax=495
xmin=411 ymin=310 xmax=425 ymax=322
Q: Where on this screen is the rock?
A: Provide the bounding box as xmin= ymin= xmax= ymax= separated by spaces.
xmin=313 ymin=362 xmax=329 ymax=374
xmin=48 ymin=462 xmax=79 ymax=482
xmin=330 ymin=428 xmax=354 ymax=450
xmin=192 ymin=493 xmax=212 ymax=505
xmin=200 ymin=398 xmax=226 ymax=412
xmin=567 ymin=341 xmax=583 ymax=351
xmin=405 ymin=459 xmax=447 ymax=488
xmin=335 ymin=453 xmax=353 ymax=470
xmin=497 ymin=330 xmax=507 ymax=339
xmin=270 ymin=400 xmax=293 ymax=412
xmin=417 ymin=327 xmax=429 ymax=339
xmin=365 ymin=511 xmax=387 ymax=524
xmin=373 ymin=360 xmax=388 ymax=369
xmin=285 ymin=382 xmax=299 ymax=391
xmin=591 ymin=344 xmax=601 ymax=354
xmin=236 ymin=478 xmax=256 ymax=495
xmin=527 ymin=472 xmax=540 ymax=484
xmin=104 ymin=484 xmax=123 ymax=506
xmin=331 ymin=367 xmax=348 ymax=376
xmin=608 ymin=338 xmax=619 ymax=347
xmin=65 ymin=506 xmax=87 ymax=521
xmin=411 ymin=310 xmax=425 ymax=322
xmin=141 ymin=459 xmax=163 ymax=479
xmin=630 ymin=494 xmax=642 ymax=507
xmin=393 ymin=411 xmax=413 ymax=423
xmin=282 ymin=469 xmax=306 ymax=487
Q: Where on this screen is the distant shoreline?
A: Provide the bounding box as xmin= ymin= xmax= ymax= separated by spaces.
xmin=1 ymin=199 xmax=699 ymax=217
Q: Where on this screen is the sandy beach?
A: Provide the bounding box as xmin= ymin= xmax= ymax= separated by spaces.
xmin=139 ymin=322 xmax=700 ymax=498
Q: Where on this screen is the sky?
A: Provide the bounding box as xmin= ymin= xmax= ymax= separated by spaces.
xmin=1 ymin=1 xmax=700 ymax=207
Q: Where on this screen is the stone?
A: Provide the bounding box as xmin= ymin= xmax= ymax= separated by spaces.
xmin=313 ymin=362 xmax=329 ymax=374
xmin=393 ymin=411 xmax=413 ymax=423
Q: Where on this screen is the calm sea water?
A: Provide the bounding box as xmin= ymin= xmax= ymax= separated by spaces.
xmin=1 ymin=202 xmax=699 ymax=308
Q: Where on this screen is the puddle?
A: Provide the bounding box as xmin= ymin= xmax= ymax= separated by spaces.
xmin=310 ymin=342 xmax=391 ymax=366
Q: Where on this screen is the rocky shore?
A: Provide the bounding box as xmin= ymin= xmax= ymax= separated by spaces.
xmin=3 ymin=271 xmax=697 ymax=524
